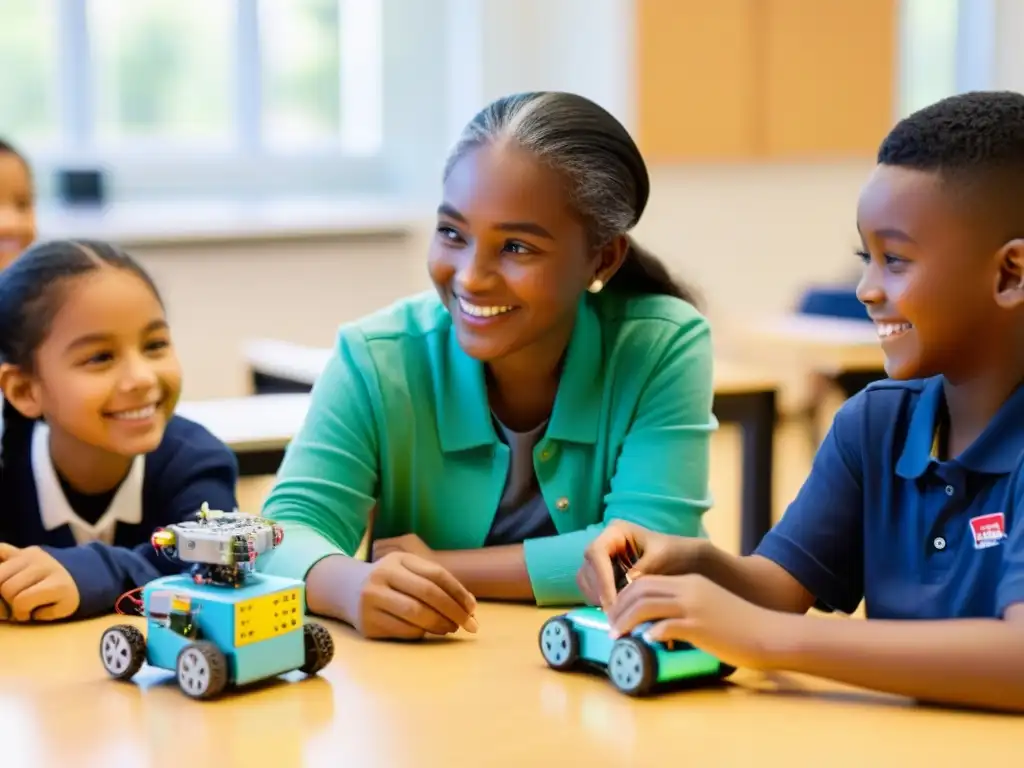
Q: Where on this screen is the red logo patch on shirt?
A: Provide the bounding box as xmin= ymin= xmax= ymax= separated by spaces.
xmin=969 ymin=513 xmax=1007 ymax=550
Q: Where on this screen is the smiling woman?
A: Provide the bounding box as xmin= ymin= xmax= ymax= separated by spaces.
xmin=258 ymin=91 xmax=716 ymax=642
xmin=0 ymin=240 xmax=238 ymax=622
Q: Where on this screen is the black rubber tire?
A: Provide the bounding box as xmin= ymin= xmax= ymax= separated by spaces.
xmin=538 ymin=616 xmax=580 ymax=671
xmin=300 ymin=622 xmax=335 ymax=675
xmin=99 ymin=624 xmax=147 ymax=681
xmin=176 ymin=641 xmax=229 ymax=700
xmin=607 ymin=636 xmax=658 ymax=696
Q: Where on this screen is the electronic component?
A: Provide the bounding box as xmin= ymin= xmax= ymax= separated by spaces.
xmin=611 ymin=539 xmax=640 ymax=593
xmin=101 ymin=502 xmax=335 ymax=700
xmin=150 ymin=503 xmax=285 ymax=587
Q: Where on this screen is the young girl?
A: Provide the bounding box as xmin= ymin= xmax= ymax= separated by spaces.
xmin=0 ymin=139 xmax=36 ymax=269
xmin=0 ymin=239 xmax=239 ymax=622
xmin=259 ymin=91 xmax=716 ymax=641
xmin=578 ymin=91 xmax=1024 ymax=713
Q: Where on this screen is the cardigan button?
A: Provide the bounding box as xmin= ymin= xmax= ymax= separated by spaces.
xmin=555 ymin=497 xmax=570 ymax=512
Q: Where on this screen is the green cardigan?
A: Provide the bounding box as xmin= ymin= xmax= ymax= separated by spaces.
xmin=258 ymin=289 xmax=717 ymax=605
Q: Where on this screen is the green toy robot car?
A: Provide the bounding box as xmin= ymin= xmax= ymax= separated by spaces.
xmin=539 ymin=607 xmax=734 ymax=697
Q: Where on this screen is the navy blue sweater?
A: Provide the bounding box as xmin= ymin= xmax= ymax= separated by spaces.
xmin=0 ymin=415 xmax=239 ymax=618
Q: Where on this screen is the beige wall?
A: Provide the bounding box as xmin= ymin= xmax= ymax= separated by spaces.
xmin=637 ymin=162 xmax=870 ymax=324
xmin=139 ymin=232 xmax=431 ymax=400
xmin=137 ymin=161 xmax=874 ymax=402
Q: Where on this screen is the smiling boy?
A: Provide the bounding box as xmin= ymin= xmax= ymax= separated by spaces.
xmin=579 ymin=91 xmax=1024 ymax=712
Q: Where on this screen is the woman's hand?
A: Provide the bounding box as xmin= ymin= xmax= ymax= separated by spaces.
xmin=607 ymin=573 xmax=787 ymax=671
xmin=0 ymin=544 xmax=80 ymax=622
xmin=343 ymin=551 xmax=479 ymax=640
xmin=372 ymin=533 xmax=435 ymax=562
xmin=578 ymin=521 xmax=706 ymax=609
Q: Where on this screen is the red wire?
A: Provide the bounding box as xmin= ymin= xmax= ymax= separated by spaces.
xmin=115 ymin=586 xmax=145 ymax=616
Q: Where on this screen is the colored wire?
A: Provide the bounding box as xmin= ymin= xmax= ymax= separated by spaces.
xmin=114 ymin=586 xmax=144 ymax=616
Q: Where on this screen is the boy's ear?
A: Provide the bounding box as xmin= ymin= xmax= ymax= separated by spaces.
xmin=0 ymin=363 xmax=43 ymax=420
xmin=994 ymin=239 xmax=1024 ymax=309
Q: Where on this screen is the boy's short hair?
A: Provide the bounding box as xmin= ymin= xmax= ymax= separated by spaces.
xmin=877 ymin=91 xmax=1024 ymax=237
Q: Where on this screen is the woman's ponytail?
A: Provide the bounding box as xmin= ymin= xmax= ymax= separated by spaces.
xmin=608 ymin=236 xmax=702 ymax=309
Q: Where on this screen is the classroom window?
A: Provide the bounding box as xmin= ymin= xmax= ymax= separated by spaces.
xmin=260 ymin=0 xmax=382 ymax=154
xmin=899 ymin=0 xmax=960 ymax=117
xmin=89 ymin=0 xmax=234 ymax=146
xmin=0 ymin=0 xmax=60 ymax=146
xmin=0 ymin=0 xmax=386 ymax=202
xmin=261 ymin=0 xmax=341 ymax=149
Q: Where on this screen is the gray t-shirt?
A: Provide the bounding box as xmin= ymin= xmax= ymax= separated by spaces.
xmin=484 ymin=417 xmax=557 ymax=546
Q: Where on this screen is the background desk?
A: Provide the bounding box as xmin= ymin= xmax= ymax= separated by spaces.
xmin=739 ymin=314 xmax=886 ymax=448
xmin=242 ymin=340 xmax=781 ymax=554
xmin=1 ymin=604 xmax=1017 ymax=768
xmin=746 ymin=314 xmax=885 ymax=388
xmin=177 ymin=393 xmax=309 ymax=477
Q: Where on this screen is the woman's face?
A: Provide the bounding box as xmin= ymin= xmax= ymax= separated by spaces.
xmin=0 ymin=152 xmax=36 ymax=270
xmin=428 ymin=143 xmax=601 ymax=364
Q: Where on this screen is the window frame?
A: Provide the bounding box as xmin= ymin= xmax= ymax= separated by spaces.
xmin=18 ymin=0 xmax=403 ymax=204
xmin=895 ymin=0 xmax=1007 ymax=119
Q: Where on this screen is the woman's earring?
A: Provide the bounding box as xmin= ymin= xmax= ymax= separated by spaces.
xmin=588 ymin=278 xmax=604 ymax=294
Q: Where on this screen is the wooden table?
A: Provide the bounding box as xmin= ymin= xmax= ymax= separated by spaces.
xmin=2 ymin=604 xmax=1017 ymax=768
xmin=243 ymin=340 xmax=781 ymax=554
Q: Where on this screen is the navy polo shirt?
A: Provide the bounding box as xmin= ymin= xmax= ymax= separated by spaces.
xmin=756 ymin=376 xmax=1024 ymax=619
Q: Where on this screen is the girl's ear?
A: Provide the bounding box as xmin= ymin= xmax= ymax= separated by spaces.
xmin=0 ymin=363 xmax=43 ymax=420
xmin=994 ymin=238 xmax=1024 ymax=309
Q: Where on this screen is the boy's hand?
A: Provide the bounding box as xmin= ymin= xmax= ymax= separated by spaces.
xmin=0 ymin=544 xmax=80 ymax=622
xmin=607 ymin=573 xmax=785 ymax=671
xmin=578 ymin=521 xmax=705 ymax=609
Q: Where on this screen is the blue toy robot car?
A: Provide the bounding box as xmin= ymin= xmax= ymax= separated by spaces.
xmin=539 ymin=607 xmax=734 ymax=697
xmin=99 ymin=506 xmax=334 ymax=700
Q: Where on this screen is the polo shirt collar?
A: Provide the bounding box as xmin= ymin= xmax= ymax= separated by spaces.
xmin=436 ymin=328 xmax=493 ymax=453
xmin=435 ymin=296 xmax=604 ymax=452
xmin=33 ymin=421 xmax=145 ymax=541
xmin=896 ymin=375 xmax=1024 ymax=478
xmin=896 ymin=377 xmax=943 ymax=479
xmin=546 ymin=296 xmax=603 ymax=443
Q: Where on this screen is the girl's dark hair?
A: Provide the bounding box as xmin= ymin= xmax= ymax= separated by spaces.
xmin=444 ymin=91 xmax=698 ymax=305
xmin=0 ymin=239 xmax=162 ymax=466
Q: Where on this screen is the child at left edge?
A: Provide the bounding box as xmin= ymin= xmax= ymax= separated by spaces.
xmin=0 ymin=239 xmax=239 ymax=622
xmin=0 ymin=139 xmax=36 ymax=270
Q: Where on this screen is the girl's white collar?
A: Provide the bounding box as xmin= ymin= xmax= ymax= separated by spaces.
xmin=32 ymin=421 xmax=145 ymax=544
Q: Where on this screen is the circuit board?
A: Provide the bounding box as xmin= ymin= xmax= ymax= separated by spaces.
xmin=151 ymin=504 xmax=284 ymax=571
